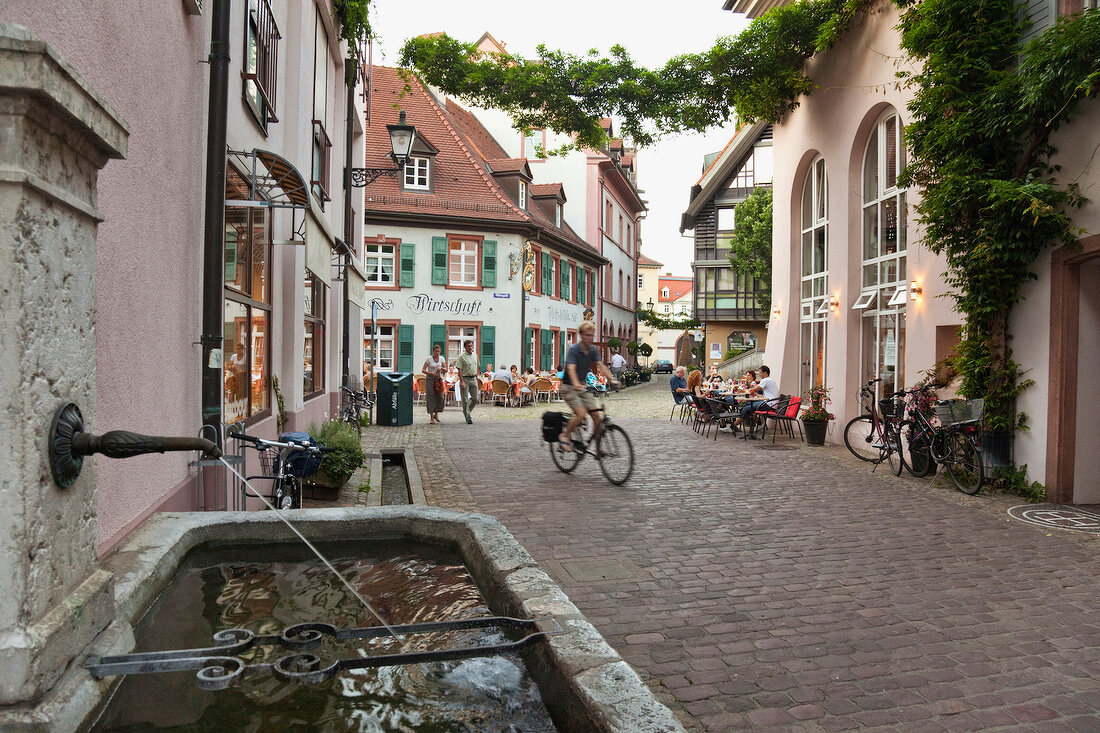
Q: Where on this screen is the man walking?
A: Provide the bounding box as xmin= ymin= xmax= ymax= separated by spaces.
xmin=455 ymin=339 xmax=480 ymax=425
xmin=609 ymin=350 xmax=627 ymax=382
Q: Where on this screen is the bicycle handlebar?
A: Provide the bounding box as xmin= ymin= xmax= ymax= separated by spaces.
xmin=228 ymin=432 xmax=328 ymax=454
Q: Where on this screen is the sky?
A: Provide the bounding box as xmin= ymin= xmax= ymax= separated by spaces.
xmin=369 ymin=0 xmax=750 ymax=277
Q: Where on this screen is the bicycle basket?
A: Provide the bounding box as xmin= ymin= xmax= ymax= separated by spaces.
xmin=255 ymin=447 xmax=278 ymax=477
xmin=934 ymin=398 xmax=984 ymax=426
xmin=878 ymin=397 xmax=902 ymax=418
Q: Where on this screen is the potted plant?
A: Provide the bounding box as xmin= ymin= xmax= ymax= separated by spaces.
xmin=637 ymin=364 xmax=652 ymax=382
xmin=306 ymin=419 xmax=366 ymax=492
xmin=800 ymin=385 xmax=835 ymax=446
xmin=626 ymin=340 xmax=639 ymax=367
xmin=621 ymin=369 xmax=639 ymax=387
xmin=639 ymin=343 xmax=653 ymax=369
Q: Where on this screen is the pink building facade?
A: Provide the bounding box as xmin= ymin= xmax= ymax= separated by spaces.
xmin=7 ymin=1 xmax=368 ymax=552
xmin=729 ymin=0 xmax=1100 ymax=500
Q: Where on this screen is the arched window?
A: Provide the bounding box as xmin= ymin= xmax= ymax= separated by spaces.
xmin=857 ymin=111 xmax=908 ymax=399
xmin=800 ymin=156 xmax=828 ymax=394
xmin=618 ymin=269 xmax=623 ymax=303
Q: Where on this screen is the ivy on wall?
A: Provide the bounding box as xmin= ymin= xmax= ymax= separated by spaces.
xmin=402 ymin=0 xmax=1100 ymax=433
xmin=727 ymin=187 xmax=774 ymax=314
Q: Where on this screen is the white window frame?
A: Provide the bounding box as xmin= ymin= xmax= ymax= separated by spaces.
xmin=637 ymin=274 xmax=644 ymax=289
xmin=555 ymin=204 xmax=562 ymax=227
xmin=661 ymin=287 xmax=670 ymax=298
xmin=404 ymin=156 xmax=429 ymax=190
xmin=363 ymin=243 xmax=395 ymax=283
xmin=364 ymin=323 xmax=394 ymax=369
xmin=447 ymin=325 xmax=477 ymax=364
xmin=448 ymin=239 xmax=479 ymax=287
xmin=800 ymin=155 xmax=829 ymax=396
xmin=663 ymin=304 xmax=671 ymax=314
xmin=851 ymin=290 xmax=878 ymax=310
xmin=519 ymin=181 xmax=528 ymax=209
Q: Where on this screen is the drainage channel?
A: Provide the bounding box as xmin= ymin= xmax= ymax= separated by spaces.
xmin=369 ymin=448 xmax=426 ymax=506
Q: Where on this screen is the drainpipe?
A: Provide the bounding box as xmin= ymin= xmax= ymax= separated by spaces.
xmin=342 ymin=59 xmax=356 ymax=390
xmin=201 ymin=0 xmax=231 ymax=444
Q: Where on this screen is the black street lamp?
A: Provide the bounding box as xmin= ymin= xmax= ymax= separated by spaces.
xmin=646 ymin=298 xmax=654 ymax=311
xmin=351 ymin=110 xmax=416 ymax=187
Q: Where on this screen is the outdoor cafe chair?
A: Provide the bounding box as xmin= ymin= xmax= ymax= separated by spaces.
xmin=413 ymin=374 xmax=425 ymax=404
xmin=759 ymin=395 xmax=803 ymax=443
xmin=531 ymin=377 xmax=554 ymax=404
xmin=748 ymin=395 xmax=788 ymax=441
xmin=490 ymin=378 xmax=512 ymax=407
xmin=705 ymin=397 xmax=742 ymax=440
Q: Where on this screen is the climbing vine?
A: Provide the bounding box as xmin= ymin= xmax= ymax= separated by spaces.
xmin=402 ymin=0 xmax=1100 ymax=433
xmin=726 ymin=187 xmax=774 ymax=313
xmin=637 ymin=309 xmax=701 ymax=331
xmin=333 ymin=0 xmax=373 ymax=63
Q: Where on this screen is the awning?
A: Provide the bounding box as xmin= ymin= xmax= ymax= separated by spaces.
xmin=305 ymin=212 xmax=332 ymax=286
xmin=227 ymin=149 xmax=310 ymax=209
xmin=346 ymin=263 xmax=367 ymax=310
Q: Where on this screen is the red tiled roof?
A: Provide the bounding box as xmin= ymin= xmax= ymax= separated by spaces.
xmin=363 ymin=66 xmax=527 ymax=223
xmin=444 ymin=98 xmax=510 ymax=160
xmin=363 ymin=67 xmax=601 ymax=260
xmin=531 ymin=182 xmax=565 ymax=200
xmin=609 ymin=138 xmax=623 ymax=151
xmin=620 ymin=152 xmax=634 ymax=168
xmin=599 ymin=118 xmax=613 ymax=133
xmin=658 ymin=277 xmax=693 ymax=302
xmin=485 ymin=158 xmax=531 ymax=176
xmin=638 ymin=252 xmax=663 ymax=267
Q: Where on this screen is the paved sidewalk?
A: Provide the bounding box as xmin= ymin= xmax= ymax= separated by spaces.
xmin=340 ymin=384 xmax=1100 ymax=731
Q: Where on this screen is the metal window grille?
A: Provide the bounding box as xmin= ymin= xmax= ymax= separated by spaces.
xmin=245 ymin=0 xmax=280 ymax=123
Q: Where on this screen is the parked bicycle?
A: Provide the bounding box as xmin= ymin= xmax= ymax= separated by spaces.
xmin=843 ymin=378 xmax=908 ymax=476
xmin=339 ymin=386 xmax=373 ymax=436
xmin=230 ymin=431 xmax=333 ymax=510
xmin=895 ymin=387 xmax=985 ymax=494
xmin=542 ymin=388 xmax=634 ymax=485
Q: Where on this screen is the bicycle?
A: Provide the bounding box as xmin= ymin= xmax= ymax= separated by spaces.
xmin=230 ymin=431 xmax=333 ymax=510
xmin=544 ymin=388 xmax=635 ymax=485
xmin=339 ymin=386 xmax=373 ymax=436
xmin=895 ymin=388 xmax=985 ymax=494
xmin=843 ymin=378 xmax=908 ymax=476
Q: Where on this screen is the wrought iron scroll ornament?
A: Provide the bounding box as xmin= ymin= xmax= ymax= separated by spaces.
xmin=85 ymin=616 xmax=563 ymax=689
xmin=350 ymin=166 xmax=401 ymax=188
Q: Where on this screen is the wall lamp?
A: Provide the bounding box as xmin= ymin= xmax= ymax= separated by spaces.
xmin=910 ymin=280 xmax=923 ymax=301
xmin=771 ymin=305 xmax=781 ymax=320
xmin=351 ymin=110 xmax=416 ymax=187
xmin=829 ymin=295 xmax=840 ymax=312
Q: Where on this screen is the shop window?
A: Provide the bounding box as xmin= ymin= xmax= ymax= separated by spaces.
xmin=223 ymin=166 xmax=271 ymax=424
xmin=304 ymin=272 xmax=325 ymax=396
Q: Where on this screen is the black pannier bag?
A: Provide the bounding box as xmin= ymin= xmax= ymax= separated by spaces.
xmin=279 ymin=431 xmax=324 ymax=477
xmin=541 ymin=411 xmax=567 ymax=443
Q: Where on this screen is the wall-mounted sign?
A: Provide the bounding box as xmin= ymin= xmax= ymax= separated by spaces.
xmin=406 ymin=293 xmax=483 ymax=317
xmin=583 ymin=307 xmax=595 ymax=321
xmin=710 ymin=343 xmax=722 ymax=359
xmin=493 ymin=292 xmax=510 ymax=299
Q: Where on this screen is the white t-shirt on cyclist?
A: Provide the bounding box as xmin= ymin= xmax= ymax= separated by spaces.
xmin=758 ymin=376 xmax=779 ymax=401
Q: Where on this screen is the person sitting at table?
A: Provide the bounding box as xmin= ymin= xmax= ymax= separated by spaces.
xmin=744 ymin=369 xmax=758 ymax=387
xmin=518 ymin=367 xmax=536 ymax=404
xmin=670 ymin=366 xmax=690 ymax=404
xmin=554 ymin=364 xmax=564 ymax=380
xmin=484 ymin=363 xmax=494 ymax=377
xmin=708 ymin=365 xmax=722 ymax=386
xmin=731 ymin=364 xmax=779 ymax=433
xmin=492 ymin=363 xmax=512 ymax=384
xmin=687 ymin=369 xmax=706 ymax=398
xmin=444 ymin=365 xmax=459 ymax=385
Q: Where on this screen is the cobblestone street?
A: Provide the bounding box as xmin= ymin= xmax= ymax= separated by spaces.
xmin=347 ymin=381 xmax=1100 ymax=731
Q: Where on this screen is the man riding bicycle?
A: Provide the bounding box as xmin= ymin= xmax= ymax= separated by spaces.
xmin=559 ymin=321 xmax=620 ymax=451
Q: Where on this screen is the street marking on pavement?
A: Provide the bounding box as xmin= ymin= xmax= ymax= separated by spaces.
xmin=1007 ymin=504 xmax=1100 ymax=534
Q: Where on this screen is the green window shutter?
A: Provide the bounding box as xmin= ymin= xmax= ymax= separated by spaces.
xmin=541 ymin=253 xmax=552 ymax=294
xmin=397 ymin=324 xmax=414 ymax=372
xmin=541 ymin=335 xmax=552 ymax=370
xmin=577 ymin=267 xmax=586 ymax=305
xmin=399 ymin=242 xmax=415 ymax=288
xmin=430 ymin=324 xmax=447 ymax=356
xmin=431 ymin=236 xmax=448 ymax=285
xmin=482 ymin=240 xmax=497 ymax=288
xmin=480 ymin=325 xmax=495 ymax=371
xmin=560 ymin=262 xmax=570 ymax=299
xmin=559 ymin=335 xmax=566 ymax=370
xmin=524 ymin=327 xmax=533 ymax=370
xmin=588 ymin=271 xmax=594 ymax=305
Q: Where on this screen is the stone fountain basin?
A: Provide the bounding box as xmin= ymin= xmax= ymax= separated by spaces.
xmin=87 ymin=507 xmax=683 ymax=733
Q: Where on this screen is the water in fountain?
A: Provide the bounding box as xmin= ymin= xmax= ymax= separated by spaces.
xmin=90 ymin=540 xmax=556 ymax=731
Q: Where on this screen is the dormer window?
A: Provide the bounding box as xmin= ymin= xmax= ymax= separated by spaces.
xmin=661 ymin=287 xmax=670 ymax=299
xmin=403 ymin=156 xmax=430 ymax=190
xmin=555 ymin=204 xmax=562 ymax=227
xmin=519 ymin=181 xmax=528 ymax=209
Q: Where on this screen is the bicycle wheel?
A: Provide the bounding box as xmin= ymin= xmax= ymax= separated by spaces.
xmin=597 ymin=424 xmax=634 ymax=486
xmin=885 ymin=422 xmax=906 ymax=476
xmin=899 ymin=421 xmax=933 ymax=478
xmin=944 ymin=432 xmax=983 ymax=495
xmin=271 ymin=477 xmax=301 ymax=511
xmin=550 ymin=420 xmax=587 ymax=473
xmin=340 ymin=404 xmax=363 ymax=437
xmin=844 ymin=415 xmax=885 ymax=462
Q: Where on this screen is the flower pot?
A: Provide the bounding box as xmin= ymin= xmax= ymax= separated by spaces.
xmin=640 ymin=372 xmax=651 ymax=382
xmin=804 ymin=421 xmax=828 ymax=446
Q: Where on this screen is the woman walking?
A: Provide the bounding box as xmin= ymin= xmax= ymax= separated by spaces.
xmin=423 ymin=343 xmax=446 ymax=424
